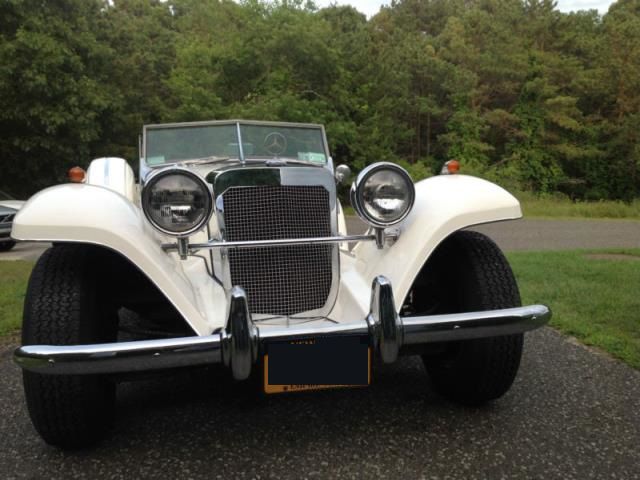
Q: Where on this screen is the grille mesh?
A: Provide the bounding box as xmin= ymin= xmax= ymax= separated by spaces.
xmin=223 ymin=185 xmax=333 ymax=316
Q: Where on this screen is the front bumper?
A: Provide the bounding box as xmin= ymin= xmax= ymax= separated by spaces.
xmin=14 ymin=276 xmax=551 ymax=379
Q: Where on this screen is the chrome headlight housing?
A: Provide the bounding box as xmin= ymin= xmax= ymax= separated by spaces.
xmin=141 ymin=168 xmax=213 ymax=236
xmin=350 ymin=162 xmax=415 ymax=227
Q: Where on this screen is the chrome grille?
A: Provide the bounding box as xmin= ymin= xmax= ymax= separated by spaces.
xmin=223 ymin=185 xmax=333 ymax=316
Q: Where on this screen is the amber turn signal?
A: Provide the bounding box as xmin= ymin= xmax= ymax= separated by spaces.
xmin=441 ymin=159 xmax=460 ymax=174
xmin=68 ymin=166 xmax=86 ymax=183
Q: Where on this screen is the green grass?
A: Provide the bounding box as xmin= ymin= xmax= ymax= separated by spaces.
xmin=508 ymin=249 xmax=640 ymax=369
xmin=517 ymin=191 xmax=640 ymax=220
xmin=0 ymin=261 xmax=32 ymax=337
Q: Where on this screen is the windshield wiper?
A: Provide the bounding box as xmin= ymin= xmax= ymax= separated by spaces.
xmin=175 ymin=155 xmax=230 ymax=165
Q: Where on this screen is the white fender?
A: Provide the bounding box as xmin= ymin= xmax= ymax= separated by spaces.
xmin=12 ymin=184 xmax=222 ymax=335
xmin=86 ymin=157 xmax=136 ymax=201
xmin=334 ymin=174 xmax=522 ymax=317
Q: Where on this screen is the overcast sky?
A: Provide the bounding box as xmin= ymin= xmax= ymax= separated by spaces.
xmin=314 ymin=0 xmax=616 ymax=18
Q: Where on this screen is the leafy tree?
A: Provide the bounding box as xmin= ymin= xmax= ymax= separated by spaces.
xmin=2 ymin=0 xmax=640 ymax=201
xmin=0 ymin=0 xmax=115 ymax=197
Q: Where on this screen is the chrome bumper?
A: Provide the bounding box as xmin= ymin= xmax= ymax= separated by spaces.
xmin=14 ymin=276 xmax=551 ymax=379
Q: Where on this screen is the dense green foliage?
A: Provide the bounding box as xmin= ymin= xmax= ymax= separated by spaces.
xmin=1 ymin=0 xmax=639 ymax=200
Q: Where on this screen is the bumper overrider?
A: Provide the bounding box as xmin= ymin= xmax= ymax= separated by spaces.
xmin=14 ymin=276 xmax=551 ymax=380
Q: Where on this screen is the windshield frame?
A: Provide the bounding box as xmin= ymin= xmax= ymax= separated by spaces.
xmin=141 ymin=119 xmax=331 ymax=170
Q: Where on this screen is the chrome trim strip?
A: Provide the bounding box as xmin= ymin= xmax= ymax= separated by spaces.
xmin=162 ymin=234 xmax=376 ymax=251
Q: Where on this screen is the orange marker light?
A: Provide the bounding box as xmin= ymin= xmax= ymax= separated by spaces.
xmin=68 ymin=166 xmax=86 ymax=183
xmin=445 ymin=159 xmax=460 ymax=174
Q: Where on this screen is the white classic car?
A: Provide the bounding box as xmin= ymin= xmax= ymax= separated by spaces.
xmin=0 ymin=190 xmax=24 ymax=251
xmin=13 ymin=120 xmax=550 ymax=448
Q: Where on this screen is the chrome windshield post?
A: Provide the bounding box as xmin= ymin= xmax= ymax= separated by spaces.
xmin=236 ymin=122 xmax=245 ymax=164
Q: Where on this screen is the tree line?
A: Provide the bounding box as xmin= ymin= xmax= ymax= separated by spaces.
xmin=1 ymin=0 xmax=639 ymax=200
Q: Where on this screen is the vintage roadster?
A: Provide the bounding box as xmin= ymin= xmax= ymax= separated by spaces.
xmin=12 ymin=120 xmax=550 ymax=448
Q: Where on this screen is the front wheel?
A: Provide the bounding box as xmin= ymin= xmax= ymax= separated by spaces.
xmin=416 ymin=231 xmax=524 ymax=405
xmin=22 ymin=245 xmax=119 ymax=448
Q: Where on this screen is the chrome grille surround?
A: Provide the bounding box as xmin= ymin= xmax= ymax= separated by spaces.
xmin=213 ymin=166 xmax=339 ymax=319
xmin=223 ymin=185 xmax=333 ymax=316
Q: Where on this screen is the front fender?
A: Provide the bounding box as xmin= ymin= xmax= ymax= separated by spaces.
xmin=12 ymin=184 xmax=218 ymax=335
xmin=351 ymin=174 xmax=521 ymax=310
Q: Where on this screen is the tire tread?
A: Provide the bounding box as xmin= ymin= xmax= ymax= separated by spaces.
xmin=22 ymin=245 xmax=116 ymax=448
xmin=423 ymin=231 xmax=524 ymax=405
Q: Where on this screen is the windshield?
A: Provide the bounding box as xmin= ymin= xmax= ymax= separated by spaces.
xmin=145 ymin=122 xmax=328 ymax=166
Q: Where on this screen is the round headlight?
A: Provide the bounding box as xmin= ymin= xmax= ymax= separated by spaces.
xmin=142 ymin=169 xmax=213 ymax=236
xmin=350 ymin=162 xmax=415 ymax=227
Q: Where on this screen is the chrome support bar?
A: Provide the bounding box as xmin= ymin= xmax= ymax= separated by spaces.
xmin=162 ymin=234 xmax=377 ymax=252
xmin=14 ymin=276 xmax=551 ymax=378
xmin=176 ymin=237 xmax=189 ymax=260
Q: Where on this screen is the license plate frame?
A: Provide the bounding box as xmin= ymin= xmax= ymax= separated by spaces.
xmin=263 ymin=335 xmax=371 ymax=394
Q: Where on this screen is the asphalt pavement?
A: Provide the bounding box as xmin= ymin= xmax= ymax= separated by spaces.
xmin=1 ymin=218 xmax=640 ymax=479
xmin=1 ymin=327 xmax=639 ymax=479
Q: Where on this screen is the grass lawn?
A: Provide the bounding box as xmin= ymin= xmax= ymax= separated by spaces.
xmin=0 ymin=261 xmax=32 ymax=337
xmin=516 ymin=191 xmax=640 ymax=220
xmin=508 ymin=249 xmax=640 ymax=369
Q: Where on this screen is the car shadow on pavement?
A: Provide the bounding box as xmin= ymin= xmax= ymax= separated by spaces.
xmin=110 ymin=356 xmax=501 ymax=452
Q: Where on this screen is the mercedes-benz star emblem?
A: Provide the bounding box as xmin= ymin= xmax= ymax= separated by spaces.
xmin=263 ymin=132 xmax=287 ymax=156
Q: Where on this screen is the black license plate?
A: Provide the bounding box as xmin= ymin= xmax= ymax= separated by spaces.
xmin=264 ymin=336 xmax=370 ymax=394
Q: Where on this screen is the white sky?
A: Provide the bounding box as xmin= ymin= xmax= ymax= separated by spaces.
xmin=314 ymin=0 xmax=616 ymax=18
